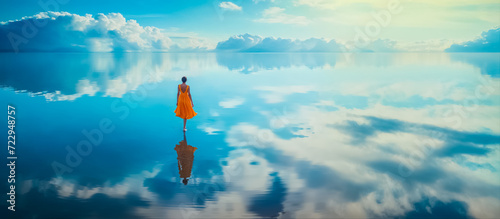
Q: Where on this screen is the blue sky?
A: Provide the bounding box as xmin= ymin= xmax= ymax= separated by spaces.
xmin=0 ymin=0 xmax=499 ymax=52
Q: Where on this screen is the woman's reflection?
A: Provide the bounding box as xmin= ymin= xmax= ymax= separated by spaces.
xmin=175 ymin=132 xmax=197 ymax=185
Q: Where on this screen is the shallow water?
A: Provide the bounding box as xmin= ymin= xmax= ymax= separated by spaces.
xmin=1 ymin=52 xmax=499 ymax=218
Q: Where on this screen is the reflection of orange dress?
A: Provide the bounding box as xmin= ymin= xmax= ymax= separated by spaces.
xmin=174 ymin=84 xmax=197 ymax=119
xmin=175 ymin=140 xmax=197 ymax=178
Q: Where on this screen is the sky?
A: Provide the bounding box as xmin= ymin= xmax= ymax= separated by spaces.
xmin=0 ymin=0 xmax=499 ymax=52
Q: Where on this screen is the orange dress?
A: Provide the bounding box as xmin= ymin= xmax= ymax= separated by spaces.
xmin=175 ymin=84 xmax=197 ymax=119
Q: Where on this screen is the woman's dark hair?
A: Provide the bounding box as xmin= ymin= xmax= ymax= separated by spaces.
xmin=182 ymin=76 xmax=187 ymax=83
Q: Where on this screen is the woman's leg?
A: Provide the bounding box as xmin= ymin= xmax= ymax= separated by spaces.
xmin=183 ymin=118 xmax=187 ymax=130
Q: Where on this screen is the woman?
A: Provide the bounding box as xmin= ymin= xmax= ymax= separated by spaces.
xmin=174 ymin=76 xmax=197 ymax=131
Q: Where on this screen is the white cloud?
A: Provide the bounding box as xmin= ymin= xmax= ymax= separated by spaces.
xmin=342 ymin=38 xmax=402 ymax=52
xmin=216 ymin=34 xmax=264 ymax=51
xmin=219 ymin=97 xmax=245 ymax=108
xmin=9 ymin=52 xmax=224 ymax=101
xmin=41 ymin=79 xmax=100 ymax=101
xmin=397 ymin=39 xmax=454 ymax=52
xmin=222 ymin=149 xmax=273 ymax=191
xmin=253 ymin=0 xmax=275 ymax=3
xmin=216 ymin=33 xmax=344 ymax=52
xmin=255 ymin=85 xmax=314 ymax=103
xmin=2 ymin=11 xmax=494 ymax=53
xmin=223 ymin=99 xmax=500 ymax=218
xmin=210 ymin=109 xmax=220 ymax=117
xmin=197 ymin=123 xmax=223 ymax=135
xmin=254 ymin=7 xmax=309 ymax=25
xmin=216 ymin=33 xmax=450 ymax=53
xmin=467 ymin=197 xmax=500 ymax=219
xmin=0 ymin=12 xmax=208 ymax=52
xmin=361 ymin=39 xmax=399 ymax=52
xmin=446 ymin=27 xmax=500 ymax=52
xmin=219 ymin=2 xmax=242 ymax=11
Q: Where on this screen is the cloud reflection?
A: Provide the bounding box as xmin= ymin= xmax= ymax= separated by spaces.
xmin=2 ymin=52 xmax=499 ymax=218
xmin=215 ymin=53 xmax=337 ymax=73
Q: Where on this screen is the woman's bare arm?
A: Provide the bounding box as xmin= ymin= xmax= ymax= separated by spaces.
xmin=188 ymin=87 xmax=193 ymax=107
xmin=176 ymin=86 xmax=179 ymax=106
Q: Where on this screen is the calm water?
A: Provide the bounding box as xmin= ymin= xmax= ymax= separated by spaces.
xmin=0 ymin=53 xmax=499 ymax=218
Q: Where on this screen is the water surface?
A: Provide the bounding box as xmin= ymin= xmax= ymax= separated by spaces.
xmin=1 ymin=52 xmax=499 ymax=218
